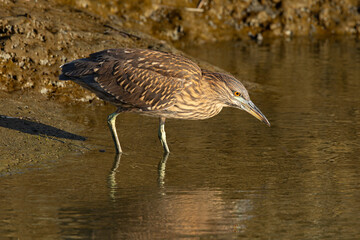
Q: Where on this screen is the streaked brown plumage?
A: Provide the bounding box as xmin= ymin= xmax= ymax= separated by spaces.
xmin=60 ymin=48 xmax=270 ymax=153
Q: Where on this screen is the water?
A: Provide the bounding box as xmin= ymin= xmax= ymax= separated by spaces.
xmin=1 ymin=37 xmax=360 ymax=239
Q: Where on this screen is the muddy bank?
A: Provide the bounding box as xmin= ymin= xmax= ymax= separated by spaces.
xmin=0 ymin=91 xmax=91 ymax=174
xmin=58 ymin=0 xmax=360 ymax=44
xmin=0 ymin=0 xmax=177 ymax=101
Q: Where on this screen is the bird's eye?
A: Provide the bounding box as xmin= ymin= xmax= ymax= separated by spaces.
xmin=234 ymin=91 xmax=241 ymax=97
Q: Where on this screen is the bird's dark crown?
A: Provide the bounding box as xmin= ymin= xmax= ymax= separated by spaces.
xmin=203 ymin=70 xmax=250 ymax=103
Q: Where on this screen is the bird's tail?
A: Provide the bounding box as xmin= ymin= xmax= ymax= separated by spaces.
xmin=59 ymin=59 xmax=98 ymax=81
xmin=59 ymin=59 xmax=119 ymax=103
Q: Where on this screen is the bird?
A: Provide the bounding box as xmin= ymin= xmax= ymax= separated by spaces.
xmin=59 ymin=48 xmax=270 ymax=153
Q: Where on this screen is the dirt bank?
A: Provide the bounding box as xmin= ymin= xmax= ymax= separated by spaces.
xmin=57 ymin=0 xmax=360 ymax=44
xmin=0 ymin=90 xmax=90 ymax=174
xmin=0 ymin=0 xmax=175 ymax=99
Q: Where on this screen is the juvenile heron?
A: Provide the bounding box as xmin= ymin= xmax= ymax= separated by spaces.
xmin=59 ymin=48 xmax=270 ymax=153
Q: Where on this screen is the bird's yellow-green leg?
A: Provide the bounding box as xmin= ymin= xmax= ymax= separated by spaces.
xmin=158 ymin=117 xmax=170 ymax=153
xmin=107 ymin=112 xmax=122 ymax=153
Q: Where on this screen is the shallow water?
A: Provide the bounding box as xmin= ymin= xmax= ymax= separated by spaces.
xmin=1 ymin=37 xmax=360 ymax=239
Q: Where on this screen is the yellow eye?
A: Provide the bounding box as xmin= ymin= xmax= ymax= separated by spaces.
xmin=234 ymin=91 xmax=241 ymax=97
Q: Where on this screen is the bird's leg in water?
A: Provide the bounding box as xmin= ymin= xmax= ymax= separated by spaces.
xmin=107 ymin=111 xmax=122 ymax=153
xmin=158 ymin=117 xmax=170 ymax=153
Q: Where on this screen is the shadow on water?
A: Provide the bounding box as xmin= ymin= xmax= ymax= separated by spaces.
xmin=0 ymin=114 xmax=86 ymax=141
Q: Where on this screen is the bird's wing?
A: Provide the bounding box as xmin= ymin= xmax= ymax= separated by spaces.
xmin=74 ymin=48 xmax=202 ymax=110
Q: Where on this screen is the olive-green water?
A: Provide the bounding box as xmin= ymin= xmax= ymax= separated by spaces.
xmin=1 ymin=37 xmax=360 ymax=239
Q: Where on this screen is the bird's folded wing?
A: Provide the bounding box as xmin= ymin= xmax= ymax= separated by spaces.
xmin=90 ymin=48 xmax=202 ymax=111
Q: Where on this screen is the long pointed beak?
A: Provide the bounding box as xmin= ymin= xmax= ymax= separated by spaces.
xmin=240 ymin=100 xmax=270 ymax=127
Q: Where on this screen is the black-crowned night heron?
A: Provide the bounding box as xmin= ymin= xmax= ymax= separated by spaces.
xmin=59 ymin=48 xmax=270 ymax=153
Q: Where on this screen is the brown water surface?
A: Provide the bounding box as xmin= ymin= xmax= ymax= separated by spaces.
xmin=1 ymin=37 xmax=360 ymax=239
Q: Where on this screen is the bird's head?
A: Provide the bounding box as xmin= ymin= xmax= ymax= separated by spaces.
xmin=206 ymin=71 xmax=270 ymax=127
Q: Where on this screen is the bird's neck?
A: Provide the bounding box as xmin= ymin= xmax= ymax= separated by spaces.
xmin=201 ymin=70 xmax=230 ymax=106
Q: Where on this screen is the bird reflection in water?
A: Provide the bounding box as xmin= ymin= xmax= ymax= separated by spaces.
xmin=107 ymin=153 xmax=122 ymax=201
xmin=107 ymin=153 xmax=170 ymax=200
xmin=157 ymin=153 xmax=170 ymax=189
